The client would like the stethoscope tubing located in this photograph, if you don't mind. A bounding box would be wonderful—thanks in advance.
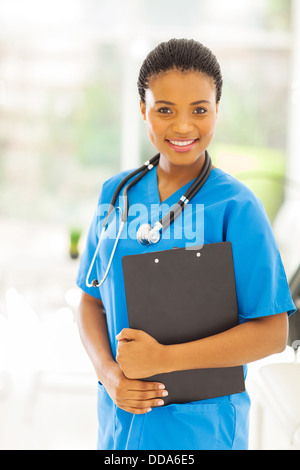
[85,153,160,287]
[86,151,211,288]
[103,153,160,227]
[85,220,125,288]
[159,152,212,230]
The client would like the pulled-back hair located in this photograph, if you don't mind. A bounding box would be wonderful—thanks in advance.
[137,38,223,103]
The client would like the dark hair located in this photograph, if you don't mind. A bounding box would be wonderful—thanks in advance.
[137,38,223,104]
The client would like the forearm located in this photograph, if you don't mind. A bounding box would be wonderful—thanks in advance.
[160,313,288,374]
[76,294,116,381]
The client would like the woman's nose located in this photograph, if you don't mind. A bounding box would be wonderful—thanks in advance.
[171,115,194,134]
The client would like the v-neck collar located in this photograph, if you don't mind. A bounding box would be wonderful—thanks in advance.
[147,165,197,206]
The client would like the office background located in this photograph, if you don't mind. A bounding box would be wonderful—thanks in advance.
[0,0,300,450]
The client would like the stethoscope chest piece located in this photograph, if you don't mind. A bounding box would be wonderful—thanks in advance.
[136,223,161,245]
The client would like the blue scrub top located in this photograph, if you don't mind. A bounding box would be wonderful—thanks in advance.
[76,164,296,450]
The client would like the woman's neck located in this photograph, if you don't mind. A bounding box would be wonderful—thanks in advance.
[156,152,214,203]
[157,152,214,186]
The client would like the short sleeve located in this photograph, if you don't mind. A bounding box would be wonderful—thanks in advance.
[225,196,296,322]
[76,193,103,300]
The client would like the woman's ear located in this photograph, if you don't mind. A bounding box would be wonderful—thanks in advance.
[140,100,146,121]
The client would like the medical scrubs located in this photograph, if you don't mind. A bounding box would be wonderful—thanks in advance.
[76,163,296,450]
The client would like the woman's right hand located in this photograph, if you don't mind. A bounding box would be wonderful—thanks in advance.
[101,362,168,414]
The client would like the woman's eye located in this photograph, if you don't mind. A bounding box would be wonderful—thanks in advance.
[193,107,207,114]
[157,107,172,114]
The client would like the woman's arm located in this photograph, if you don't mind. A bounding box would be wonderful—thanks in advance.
[76,292,168,412]
[76,292,116,380]
[162,311,288,374]
[116,312,288,378]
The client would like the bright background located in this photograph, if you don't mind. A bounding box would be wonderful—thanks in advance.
[1,0,300,450]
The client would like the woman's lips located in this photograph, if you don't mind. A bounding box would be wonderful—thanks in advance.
[166,138,199,153]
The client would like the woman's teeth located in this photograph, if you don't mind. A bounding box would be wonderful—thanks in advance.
[168,139,197,147]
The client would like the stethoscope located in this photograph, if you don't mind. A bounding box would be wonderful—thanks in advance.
[86,151,212,288]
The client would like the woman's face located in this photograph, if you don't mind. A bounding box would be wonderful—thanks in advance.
[140,69,219,167]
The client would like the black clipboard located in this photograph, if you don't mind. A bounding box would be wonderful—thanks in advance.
[122,242,245,405]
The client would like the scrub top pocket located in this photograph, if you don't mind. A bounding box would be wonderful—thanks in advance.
[137,398,236,450]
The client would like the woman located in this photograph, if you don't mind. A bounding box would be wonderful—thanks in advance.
[76,38,296,450]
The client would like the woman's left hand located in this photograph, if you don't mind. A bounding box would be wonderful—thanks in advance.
[116,328,164,379]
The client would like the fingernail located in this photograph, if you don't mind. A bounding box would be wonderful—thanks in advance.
[147,408,152,412]
[158,384,165,389]
[161,390,168,397]
[158,400,164,406]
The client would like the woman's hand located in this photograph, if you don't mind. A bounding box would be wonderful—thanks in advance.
[116,328,164,379]
[101,361,168,414]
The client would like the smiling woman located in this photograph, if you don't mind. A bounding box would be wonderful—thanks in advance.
[75,38,296,451]
[140,70,219,200]
[138,39,221,201]
[141,71,218,151]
